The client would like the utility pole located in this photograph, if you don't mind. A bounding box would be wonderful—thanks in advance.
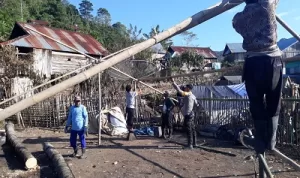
[20,0,23,21]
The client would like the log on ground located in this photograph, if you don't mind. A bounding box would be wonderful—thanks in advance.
[5,122,37,169]
[43,142,74,178]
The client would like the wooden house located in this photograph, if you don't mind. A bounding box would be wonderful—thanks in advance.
[222,43,246,63]
[165,46,217,61]
[1,21,109,79]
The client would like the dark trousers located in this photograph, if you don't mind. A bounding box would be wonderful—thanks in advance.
[243,56,282,154]
[70,130,86,149]
[184,113,197,146]
[162,112,173,137]
[126,107,135,130]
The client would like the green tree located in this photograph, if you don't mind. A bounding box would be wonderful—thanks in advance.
[127,24,142,41]
[180,30,198,46]
[79,0,93,20]
[96,8,111,25]
[169,50,204,70]
[143,25,173,49]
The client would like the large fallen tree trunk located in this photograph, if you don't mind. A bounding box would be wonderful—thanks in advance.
[5,122,37,169]
[43,142,74,178]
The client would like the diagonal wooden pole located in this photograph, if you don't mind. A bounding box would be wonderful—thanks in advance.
[276,15,300,42]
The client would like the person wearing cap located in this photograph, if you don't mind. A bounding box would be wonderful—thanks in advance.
[232,0,282,155]
[161,91,175,139]
[125,85,141,133]
[170,78,199,149]
[65,96,88,159]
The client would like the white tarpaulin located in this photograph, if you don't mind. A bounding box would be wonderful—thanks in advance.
[89,106,128,136]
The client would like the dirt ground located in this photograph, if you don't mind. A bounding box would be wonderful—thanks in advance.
[0,128,300,178]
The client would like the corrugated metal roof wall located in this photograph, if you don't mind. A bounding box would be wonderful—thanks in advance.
[1,22,109,56]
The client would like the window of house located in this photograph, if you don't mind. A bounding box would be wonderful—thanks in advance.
[18,47,33,54]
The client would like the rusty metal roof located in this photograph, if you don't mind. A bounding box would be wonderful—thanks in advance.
[169,46,217,59]
[1,22,109,56]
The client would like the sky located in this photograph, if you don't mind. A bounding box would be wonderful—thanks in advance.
[69,0,300,51]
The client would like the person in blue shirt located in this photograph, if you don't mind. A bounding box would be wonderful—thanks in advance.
[65,96,88,159]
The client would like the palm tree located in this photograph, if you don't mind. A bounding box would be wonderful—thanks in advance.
[143,25,173,49]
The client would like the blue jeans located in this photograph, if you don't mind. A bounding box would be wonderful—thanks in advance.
[70,130,86,149]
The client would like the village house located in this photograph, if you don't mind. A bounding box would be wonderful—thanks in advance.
[1,20,109,79]
[163,45,218,70]
[283,55,300,75]
[223,37,300,63]
[222,43,246,63]
[0,20,109,98]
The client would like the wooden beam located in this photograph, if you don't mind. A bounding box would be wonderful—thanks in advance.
[140,66,241,81]
[43,142,75,178]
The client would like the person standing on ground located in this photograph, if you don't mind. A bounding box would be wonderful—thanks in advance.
[170,78,199,149]
[232,0,282,154]
[65,96,88,159]
[161,91,175,139]
[125,84,141,133]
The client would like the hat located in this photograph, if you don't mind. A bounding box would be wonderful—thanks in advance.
[74,96,81,101]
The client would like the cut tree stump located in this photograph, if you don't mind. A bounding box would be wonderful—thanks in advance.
[5,122,37,169]
[43,142,74,178]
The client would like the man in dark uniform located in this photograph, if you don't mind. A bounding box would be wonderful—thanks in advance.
[161,91,175,139]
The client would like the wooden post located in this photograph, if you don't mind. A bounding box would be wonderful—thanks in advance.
[55,95,60,127]
[209,90,213,124]
[258,153,267,178]
[98,73,102,146]
[134,81,138,125]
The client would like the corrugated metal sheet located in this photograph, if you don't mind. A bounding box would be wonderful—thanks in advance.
[1,22,109,56]
[170,46,217,58]
[226,43,246,54]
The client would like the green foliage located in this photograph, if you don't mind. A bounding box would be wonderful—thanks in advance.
[79,0,93,20]
[180,31,198,46]
[96,8,111,25]
[169,50,204,70]
[143,25,173,49]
